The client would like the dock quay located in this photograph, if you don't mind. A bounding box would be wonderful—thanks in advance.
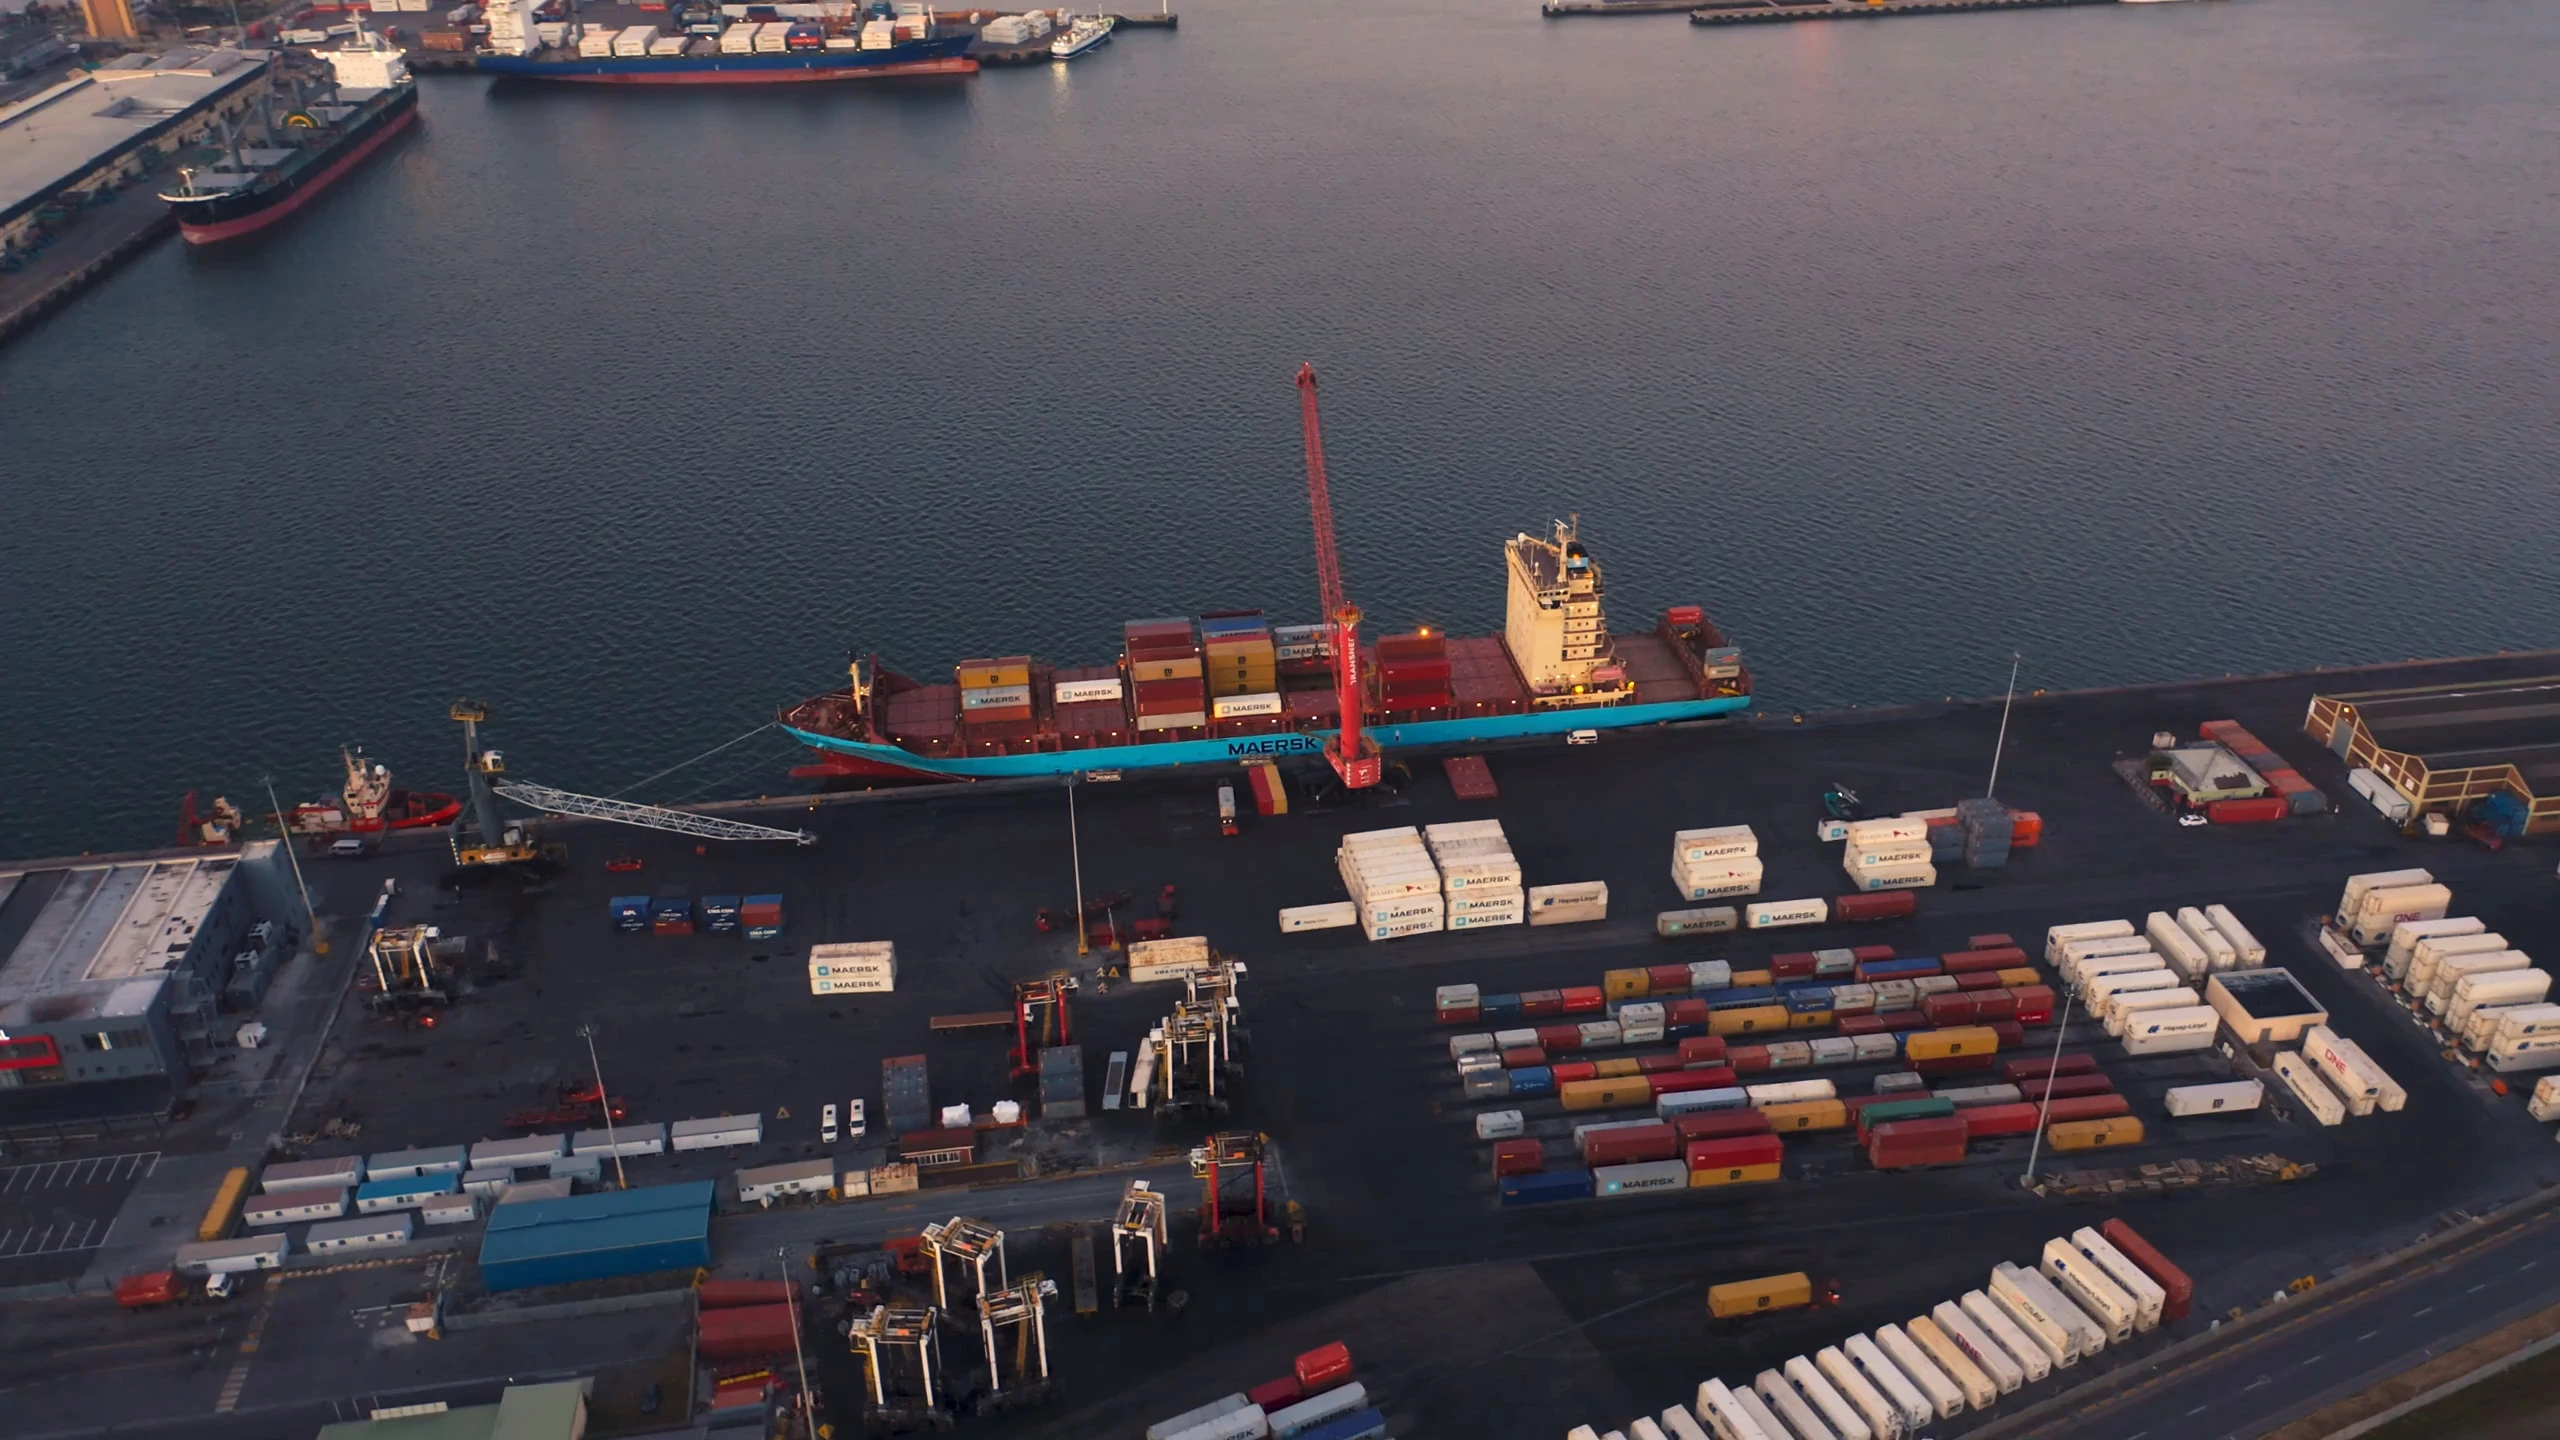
[1689,0,2118,25]
[0,184,172,348]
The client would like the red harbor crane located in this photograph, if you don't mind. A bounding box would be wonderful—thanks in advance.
[1295,364,1383,789]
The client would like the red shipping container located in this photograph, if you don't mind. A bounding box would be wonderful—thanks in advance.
[1536,1024,1583,1052]
[1678,1035,1729,1064]
[1770,953,1817,981]
[1248,1376,1306,1411]
[1673,1109,1774,1142]
[1500,1046,1547,1070]
[1960,1102,2044,1138]
[1726,1044,1772,1075]
[1584,1122,1680,1167]
[2101,1218,2193,1322]
[1647,964,1694,993]
[2042,1094,2133,1124]
[1551,1061,1597,1084]
[1867,1116,1970,1169]
[1668,998,1712,1027]
[1970,933,2016,949]
[1851,944,1898,962]
[1440,1006,1480,1025]
[1991,1020,2027,1049]
[1560,987,1606,1014]
[1926,991,2018,1026]
[1838,1014,1888,1037]
[1686,1134,1786,1172]
[697,1304,800,1361]
[1833,890,1920,923]
[1956,971,2006,992]
[2009,987,2055,1026]
[1295,1342,1354,1393]
[1521,989,1566,1016]
[1132,678,1200,703]
[2002,1053,2099,1083]
[2007,812,2042,847]
[1491,1139,1544,1178]
[1651,1066,1738,1095]
[1912,1053,1998,1078]
[2021,1074,2115,1103]
[1637,1052,1691,1074]
[1943,948,2028,974]
[2208,797,2287,824]
[1873,1010,1926,1032]
[698,1280,792,1309]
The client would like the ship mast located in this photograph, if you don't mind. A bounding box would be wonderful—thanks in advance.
[1295,364,1381,789]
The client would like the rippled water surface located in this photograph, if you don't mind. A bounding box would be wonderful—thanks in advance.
[2,0,2554,855]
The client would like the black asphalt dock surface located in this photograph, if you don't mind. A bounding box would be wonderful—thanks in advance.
[24,651,2558,1439]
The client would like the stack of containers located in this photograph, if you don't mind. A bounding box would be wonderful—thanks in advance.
[980,13,1029,43]
[609,24,655,55]
[576,24,617,56]
[753,20,793,51]
[858,16,895,46]
[1199,612,1279,722]
[718,21,756,52]
[2300,1025,2405,1115]
[1272,623,1332,677]
[1125,619,1206,733]
[2530,1076,2560,1122]
[955,655,1034,734]
[1957,797,2013,870]
[1424,821,1524,930]
[809,942,894,995]
[2477,1005,2560,1072]
[882,1055,930,1134]
[1338,828,1444,941]
[2202,720,2327,816]
[1843,817,1937,892]
[1373,632,1453,715]
[1673,825,1762,901]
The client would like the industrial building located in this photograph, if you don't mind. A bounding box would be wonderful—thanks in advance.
[314,1381,589,1440]
[0,844,294,1125]
[0,45,271,261]
[2306,678,2560,836]
[476,1181,715,1293]
[2207,969,2330,1047]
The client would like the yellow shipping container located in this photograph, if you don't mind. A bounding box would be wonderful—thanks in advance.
[1786,1009,1834,1031]
[1730,968,1775,988]
[2047,1116,2146,1151]
[1903,1025,2001,1061]
[1996,967,2043,988]
[1592,1057,1643,1079]
[1692,1162,1784,1189]
[1603,968,1651,999]
[956,657,1032,689]
[1710,1004,1792,1036]
[1559,1078,1655,1111]
[199,1166,251,1242]
[1760,1099,1849,1132]
[1707,1272,1814,1317]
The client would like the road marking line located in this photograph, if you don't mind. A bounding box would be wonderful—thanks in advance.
[2467,1283,2486,1294]
[2304,1354,2326,1364]
[2525,1260,2541,1271]
[2185,1405,2209,1416]
[2245,1376,2271,1391]
[216,1287,277,1413]
[2359,1329,2381,1341]
[2414,1306,2434,1317]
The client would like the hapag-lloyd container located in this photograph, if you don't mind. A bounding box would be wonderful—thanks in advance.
[2407,931,2509,993]
[2386,917,2485,978]
[2072,1227,2168,1332]
[2272,1052,2346,1125]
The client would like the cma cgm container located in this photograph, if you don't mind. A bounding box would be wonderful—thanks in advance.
[477,1180,715,1291]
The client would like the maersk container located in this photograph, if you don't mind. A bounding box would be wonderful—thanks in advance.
[1929,1300,2024,1393]
[1843,1334,1932,1430]
[1986,1265,2079,1367]
[1595,1159,1688,1196]
[1875,1322,1967,1420]
[1786,1354,1878,1440]
[1815,1346,1905,1440]
[1747,899,1829,930]
[1751,1370,1838,1440]
[2427,950,2532,1014]
[2349,883,2452,947]
[1959,1289,2052,1384]
[2041,1238,2136,1343]
[1660,907,1741,939]
[2205,904,2266,967]
[2044,920,2136,964]
[2408,932,2509,994]
[2163,1079,2263,1116]
[2071,1227,2167,1332]
[2144,913,2211,981]
[2176,908,2237,971]
[2386,916,2484,979]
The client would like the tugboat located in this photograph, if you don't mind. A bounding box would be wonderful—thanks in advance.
[1050,13,1115,59]
[159,28,418,244]
[286,749,463,835]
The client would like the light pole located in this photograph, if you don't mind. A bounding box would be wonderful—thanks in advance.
[262,777,326,956]
[576,1023,627,1190]
[781,1245,815,1436]
[1068,778,1088,960]
[2020,988,2074,1187]
[1985,653,2022,801]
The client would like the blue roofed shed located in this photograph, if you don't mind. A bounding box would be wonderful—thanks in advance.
[476,1180,714,1292]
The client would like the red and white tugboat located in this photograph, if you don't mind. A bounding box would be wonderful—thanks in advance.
[287,749,462,835]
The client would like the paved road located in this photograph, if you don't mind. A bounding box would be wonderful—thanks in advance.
[707,1160,1200,1266]
[1975,1196,2560,1440]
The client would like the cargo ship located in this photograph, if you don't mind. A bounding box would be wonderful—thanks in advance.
[781,520,1752,782]
[475,0,977,84]
[157,31,417,244]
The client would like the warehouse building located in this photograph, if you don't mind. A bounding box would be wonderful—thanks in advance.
[0,45,271,261]
[2307,678,2560,836]
[2207,969,2330,1048]
[476,1181,714,1293]
[314,1381,588,1440]
[0,844,294,1125]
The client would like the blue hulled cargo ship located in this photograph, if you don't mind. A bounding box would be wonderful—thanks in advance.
[474,0,976,85]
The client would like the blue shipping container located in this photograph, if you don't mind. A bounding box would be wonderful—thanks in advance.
[1704,986,1780,1012]
[1507,1066,1556,1098]
[1499,1169,1594,1207]
[699,895,741,932]
[1478,993,1523,1019]
[1666,1022,1707,1041]
[1856,956,1942,981]
[1294,1411,1388,1440]
[355,1173,459,1204]
[1785,989,1835,1013]
[609,896,649,931]
[478,1180,714,1292]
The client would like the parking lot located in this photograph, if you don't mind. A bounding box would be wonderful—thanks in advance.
[0,1149,160,1282]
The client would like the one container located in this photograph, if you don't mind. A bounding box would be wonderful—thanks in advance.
[2427,950,2533,1014]
[1932,1299,2027,1392]
[2072,1227,2167,1332]
[2337,868,2434,923]
[2163,1079,2264,1116]
[2120,1006,2220,1055]
[1844,1332,1933,1431]
[469,1135,567,1170]
[2349,883,2452,946]
[1906,1315,1998,1410]
[1815,1345,1904,1440]
[1751,1369,1835,1440]
[2407,932,2510,994]
[1875,1322,1967,1421]
[671,1115,763,1151]
[2099,1218,2192,1322]
[259,1155,364,1193]
[2272,1052,2346,1126]
[1746,898,1829,930]
[2205,904,2267,967]
[304,1212,414,1255]
[1594,1159,1689,1196]
[2177,908,2238,971]
[1996,1260,2105,1360]
[2144,913,2211,982]
[2040,1237,2137,1343]
[2385,917,2485,979]
[1960,1289,2054,1384]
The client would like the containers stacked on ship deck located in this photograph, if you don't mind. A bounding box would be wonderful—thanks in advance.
[1672,825,1762,902]
[1372,630,1453,721]
[1424,821,1523,930]
[1200,611,1281,726]
[956,654,1036,746]
[1125,619,1207,733]
[1339,828,1443,941]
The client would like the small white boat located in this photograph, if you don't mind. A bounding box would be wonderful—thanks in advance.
[1050,13,1114,58]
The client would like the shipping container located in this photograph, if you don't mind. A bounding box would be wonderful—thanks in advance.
[2385,917,2485,979]
[2142,913,2210,981]
[1760,1098,1850,1132]
[1782,1356,1876,1440]
[1844,1333,1933,1431]
[2020,1073,2115,1104]
[1694,1380,1776,1440]
[1815,1346,1905,1440]
[1584,1122,1680,1167]
[2103,986,2203,1035]
[1994,1261,2102,1361]
[2044,920,2137,962]
[1750,1370,1837,1440]
[260,1154,365,1193]
[1867,1116,1969,1169]
[1659,907,1741,939]
[1595,1159,1689,1196]
[1958,1289,2053,1384]
[2204,904,2266,967]
[2338,868,2434,920]
[2098,1218,2192,1322]
[2299,1025,2386,1114]
[2040,1237,2137,1342]
[1707,1270,1813,1318]
[1269,1381,1370,1438]
[1500,1169,1595,1206]
[1903,1027,1999,1061]
[1954,1102,2040,1138]
[2407,931,2510,993]
[1675,825,1760,863]
[1876,1322,1969,1419]
[2047,1116,2145,1151]
[1491,1139,1543,1177]
[2448,971,2553,1034]
[2040,1094,2134,1125]
[2120,1006,2220,1055]
[2349,883,2452,947]
[2426,950,2533,1014]
[1833,890,1920,924]
[2071,1227,2167,1332]
[2163,1079,2264,1116]
[1746,898,1829,930]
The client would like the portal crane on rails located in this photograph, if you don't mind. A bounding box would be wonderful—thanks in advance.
[1296,364,1383,790]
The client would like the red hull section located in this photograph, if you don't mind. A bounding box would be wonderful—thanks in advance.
[546,56,977,84]
[177,104,418,245]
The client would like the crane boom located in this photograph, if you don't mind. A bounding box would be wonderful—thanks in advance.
[1295,364,1381,788]
[493,782,818,845]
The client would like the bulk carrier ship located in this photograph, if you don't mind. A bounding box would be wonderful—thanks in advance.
[781,520,1751,782]
[157,31,417,244]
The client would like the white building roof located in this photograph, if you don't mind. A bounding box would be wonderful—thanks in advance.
[0,47,271,225]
